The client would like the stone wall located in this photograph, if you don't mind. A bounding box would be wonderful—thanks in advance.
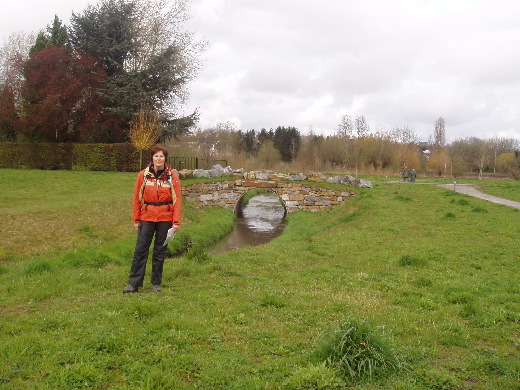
[182,180,355,214]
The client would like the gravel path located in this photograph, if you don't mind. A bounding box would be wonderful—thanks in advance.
[435,184,520,210]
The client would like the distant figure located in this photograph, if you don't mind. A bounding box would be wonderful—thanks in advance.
[402,167,410,182]
[410,169,417,183]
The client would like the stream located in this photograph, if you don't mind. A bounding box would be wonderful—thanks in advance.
[206,193,287,255]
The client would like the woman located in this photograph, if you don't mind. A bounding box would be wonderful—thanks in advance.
[123,144,182,293]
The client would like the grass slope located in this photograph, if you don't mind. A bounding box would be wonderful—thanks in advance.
[0,169,518,389]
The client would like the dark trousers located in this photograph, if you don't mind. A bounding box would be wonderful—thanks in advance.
[128,221,172,287]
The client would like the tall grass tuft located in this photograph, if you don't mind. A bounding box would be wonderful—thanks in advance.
[313,319,401,383]
[21,258,59,276]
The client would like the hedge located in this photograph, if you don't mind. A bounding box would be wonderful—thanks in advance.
[0,142,141,172]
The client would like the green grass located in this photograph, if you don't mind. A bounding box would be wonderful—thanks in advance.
[0,169,519,389]
[478,184,520,202]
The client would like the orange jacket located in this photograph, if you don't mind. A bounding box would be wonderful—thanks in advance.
[132,164,182,225]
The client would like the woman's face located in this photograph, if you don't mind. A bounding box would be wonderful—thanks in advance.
[153,151,165,170]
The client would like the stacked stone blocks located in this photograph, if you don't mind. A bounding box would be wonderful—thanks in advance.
[183,180,354,214]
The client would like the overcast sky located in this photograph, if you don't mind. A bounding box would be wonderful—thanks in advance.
[2,0,520,142]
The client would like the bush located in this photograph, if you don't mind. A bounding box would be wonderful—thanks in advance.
[313,319,401,383]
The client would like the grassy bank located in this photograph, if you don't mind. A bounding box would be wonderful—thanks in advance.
[0,169,519,389]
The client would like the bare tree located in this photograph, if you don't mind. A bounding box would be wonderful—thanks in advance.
[489,137,520,174]
[337,114,353,138]
[257,140,281,169]
[0,32,35,108]
[355,115,369,138]
[460,137,492,179]
[431,117,448,177]
[391,126,418,171]
[433,117,446,149]
[193,128,219,162]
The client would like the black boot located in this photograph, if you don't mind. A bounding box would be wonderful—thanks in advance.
[123,284,139,293]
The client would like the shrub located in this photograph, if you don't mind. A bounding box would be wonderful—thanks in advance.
[313,319,401,383]
[0,142,139,171]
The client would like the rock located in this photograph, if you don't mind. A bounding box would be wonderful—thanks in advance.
[288,172,307,181]
[306,172,328,182]
[358,179,373,188]
[178,169,193,179]
[304,195,319,202]
[269,173,289,181]
[255,172,271,180]
[342,175,373,188]
[243,171,256,179]
[209,167,225,177]
[326,176,343,184]
[193,169,210,178]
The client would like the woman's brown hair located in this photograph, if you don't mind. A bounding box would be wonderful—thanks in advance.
[149,144,169,161]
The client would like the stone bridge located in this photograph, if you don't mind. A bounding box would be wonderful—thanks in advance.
[182,180,355,216]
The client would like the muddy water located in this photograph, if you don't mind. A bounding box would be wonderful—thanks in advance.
[207,193,286,255]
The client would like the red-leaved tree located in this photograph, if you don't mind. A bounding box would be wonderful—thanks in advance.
[22,46,124,142]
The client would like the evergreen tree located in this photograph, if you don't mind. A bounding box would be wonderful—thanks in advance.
[273,126,301,162]
[69,0,200,140]
[30,15,69,55]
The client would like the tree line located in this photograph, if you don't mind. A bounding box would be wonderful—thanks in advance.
[170,117,520,178]
[0,0,201,143]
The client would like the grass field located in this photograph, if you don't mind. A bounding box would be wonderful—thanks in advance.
[0,169,519,389]
[478,184,520,202]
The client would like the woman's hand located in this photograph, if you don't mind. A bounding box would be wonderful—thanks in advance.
[134,222,139,230]
[171,224,180,233]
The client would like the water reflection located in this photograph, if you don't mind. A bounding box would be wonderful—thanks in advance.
[207,193,286,254]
